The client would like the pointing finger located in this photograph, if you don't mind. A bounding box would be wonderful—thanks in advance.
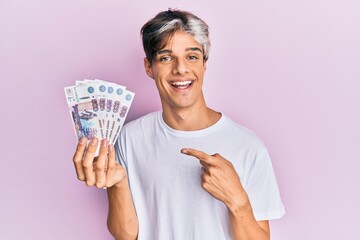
[181,148,218,166]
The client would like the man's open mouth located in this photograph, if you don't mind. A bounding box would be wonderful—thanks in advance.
[170,81,193,89]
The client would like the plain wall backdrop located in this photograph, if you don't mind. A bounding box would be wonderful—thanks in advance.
[1,0,359,239]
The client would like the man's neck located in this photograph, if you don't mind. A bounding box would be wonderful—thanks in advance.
[162,105,221,131]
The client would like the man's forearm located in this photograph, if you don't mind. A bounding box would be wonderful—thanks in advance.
[107,178,138,240]
[228,196,270,240]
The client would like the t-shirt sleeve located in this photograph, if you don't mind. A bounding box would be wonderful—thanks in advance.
[244,147,285,221]
[114,128,128,172]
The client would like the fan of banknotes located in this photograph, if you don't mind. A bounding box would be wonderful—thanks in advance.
[64,79,134,151]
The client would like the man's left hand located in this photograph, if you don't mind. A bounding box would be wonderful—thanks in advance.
[181,148,249,211]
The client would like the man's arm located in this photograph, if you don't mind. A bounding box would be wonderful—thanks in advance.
[107,178,138,240]
[228,197,270,239]
[73,137,138,240]
[181,148,270,240]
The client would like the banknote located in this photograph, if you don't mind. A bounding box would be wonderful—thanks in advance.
[75,79,105,139]
[64,82,101,140]
[65,79,134,155]
[93,80,126,141]
[110,89,135,145]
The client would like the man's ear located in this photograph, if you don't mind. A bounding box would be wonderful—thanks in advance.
[144,58,154,79]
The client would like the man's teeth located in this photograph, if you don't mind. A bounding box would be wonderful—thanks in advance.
[171,81,192,87]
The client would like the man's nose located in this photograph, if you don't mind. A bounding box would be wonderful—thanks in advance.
[172,59,189,75]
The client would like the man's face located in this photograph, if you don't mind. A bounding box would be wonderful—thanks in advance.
[144,31,207,111]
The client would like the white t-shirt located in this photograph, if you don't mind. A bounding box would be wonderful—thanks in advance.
[116,111,285,240]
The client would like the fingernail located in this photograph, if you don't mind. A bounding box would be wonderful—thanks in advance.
[101,139,107,147]
[109,144,114,152]
[181,149,188,154]
[79,137,86,145]
[91,138,98,146]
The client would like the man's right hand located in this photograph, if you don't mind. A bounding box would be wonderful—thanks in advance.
[72,137,127,188]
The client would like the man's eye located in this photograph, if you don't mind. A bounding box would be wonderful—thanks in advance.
[159,56,172,62]
[188,55,199,60]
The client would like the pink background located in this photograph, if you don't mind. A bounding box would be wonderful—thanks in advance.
[1,0,359,239]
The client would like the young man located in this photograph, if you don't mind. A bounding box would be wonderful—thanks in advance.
[73,9,285,240]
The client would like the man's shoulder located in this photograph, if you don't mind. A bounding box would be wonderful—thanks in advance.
[222,115,266,148]
[223,115,258,137]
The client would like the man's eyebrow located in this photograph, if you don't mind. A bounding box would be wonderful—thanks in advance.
[156,49,172,55]
[185,47,203,53]
[156,47,203,55]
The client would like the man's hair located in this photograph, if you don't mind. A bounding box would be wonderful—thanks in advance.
[140,9,210,64]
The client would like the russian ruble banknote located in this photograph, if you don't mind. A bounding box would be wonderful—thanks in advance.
[64,79,134,155]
